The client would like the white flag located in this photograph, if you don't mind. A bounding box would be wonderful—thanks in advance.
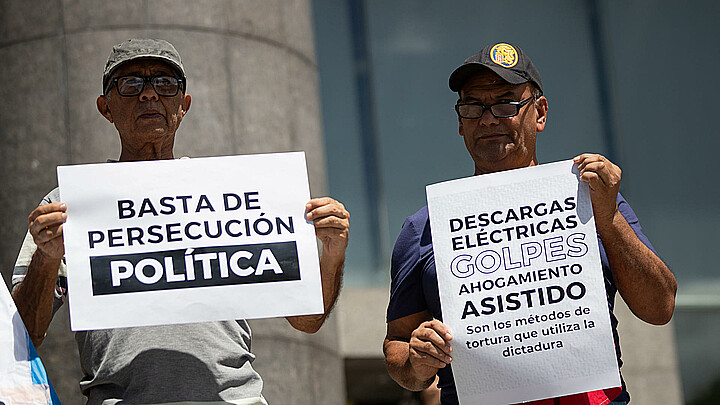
[0,280,60,405]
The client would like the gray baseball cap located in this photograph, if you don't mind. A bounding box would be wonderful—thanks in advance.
[102,38,186,92]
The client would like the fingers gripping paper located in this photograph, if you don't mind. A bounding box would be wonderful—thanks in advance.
[426,161,620,405]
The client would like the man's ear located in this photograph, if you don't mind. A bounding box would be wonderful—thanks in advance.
[458,115,465,137]
[535,96,548,133]
[97,95,113,123]
[181,94,191,117]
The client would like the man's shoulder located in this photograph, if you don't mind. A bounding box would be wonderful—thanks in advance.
[394,205,432,252]
[403,205,429,229]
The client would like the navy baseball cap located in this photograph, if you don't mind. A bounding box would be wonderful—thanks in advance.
[103,38,186,92]
[449,42,543,94]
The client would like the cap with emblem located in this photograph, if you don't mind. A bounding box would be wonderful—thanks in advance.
[102,38,186,92]
[449,42,543,94]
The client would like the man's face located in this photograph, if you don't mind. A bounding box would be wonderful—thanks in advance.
[458,69,547,175]
[96,58,191,159]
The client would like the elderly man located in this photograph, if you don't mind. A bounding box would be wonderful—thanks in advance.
[383,43,676,405]
[11,38,349,405]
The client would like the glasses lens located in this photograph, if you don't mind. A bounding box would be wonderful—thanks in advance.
[457,104,484,118]
[490,103,518,118]
[152,76,180,96]
[117,77,144,96]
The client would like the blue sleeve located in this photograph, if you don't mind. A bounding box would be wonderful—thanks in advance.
[387,216,429,322]
[616,193,657,255]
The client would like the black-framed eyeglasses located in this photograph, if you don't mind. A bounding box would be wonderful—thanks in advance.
[455,96,535,119]
[105,75,185,97]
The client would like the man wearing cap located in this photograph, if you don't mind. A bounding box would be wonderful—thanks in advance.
[11,38,349,405]
[383,43,676,405]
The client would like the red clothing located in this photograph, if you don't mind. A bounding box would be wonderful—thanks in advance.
[516,387,622,405]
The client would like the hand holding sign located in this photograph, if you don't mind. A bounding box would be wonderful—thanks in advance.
[573,153,621,231]
[306,197,350,264]
[28,202,67,260]
[287,197,350,334]
[409,319,454,381]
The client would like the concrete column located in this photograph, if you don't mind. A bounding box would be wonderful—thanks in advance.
[0,1,344,404]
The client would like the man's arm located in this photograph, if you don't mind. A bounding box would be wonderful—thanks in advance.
[575,154,677,325]
[12,202,67,346]
[286,197,349,333]
[384,311,453,391]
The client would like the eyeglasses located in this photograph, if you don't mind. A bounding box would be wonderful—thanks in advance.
[455,96,535,119]
[106,75,185,97]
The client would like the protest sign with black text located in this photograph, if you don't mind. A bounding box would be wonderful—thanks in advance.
[58,152,322,331]
[426,160,620,405]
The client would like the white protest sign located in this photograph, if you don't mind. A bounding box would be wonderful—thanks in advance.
[426,160,620,405]
[58,152,323,331]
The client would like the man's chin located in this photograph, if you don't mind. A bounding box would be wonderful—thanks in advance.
[472,152,519,174]
[136,126,169,138]
[475,147,513,164]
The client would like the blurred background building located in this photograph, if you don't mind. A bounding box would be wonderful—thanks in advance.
[2,1,719,404]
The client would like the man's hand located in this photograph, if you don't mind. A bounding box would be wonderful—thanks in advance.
[286,197,349,333]
[306,197,349,264]
[384,312,452,391]
[409,320,453,382]
[573,153,621,231]
[28,202,67,260]
[13,202,67,347]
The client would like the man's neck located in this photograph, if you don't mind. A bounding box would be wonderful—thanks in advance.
[119,141,174,162]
